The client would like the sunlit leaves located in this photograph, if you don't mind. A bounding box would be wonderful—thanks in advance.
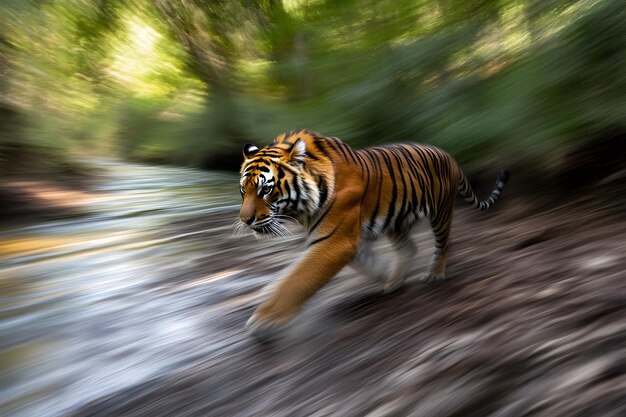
[0,0,623,169]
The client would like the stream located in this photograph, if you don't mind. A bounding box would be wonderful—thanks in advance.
[1,161,245,416]
[1,160,624,417]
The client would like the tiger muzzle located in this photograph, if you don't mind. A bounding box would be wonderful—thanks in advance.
[239,199,257,226]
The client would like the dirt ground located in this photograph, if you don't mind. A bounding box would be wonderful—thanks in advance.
[64,193,626,417]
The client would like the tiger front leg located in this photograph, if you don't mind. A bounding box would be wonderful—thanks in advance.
[246,209,360,339]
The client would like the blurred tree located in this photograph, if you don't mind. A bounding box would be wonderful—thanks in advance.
[0,0,623,172]
[154,0,239,95]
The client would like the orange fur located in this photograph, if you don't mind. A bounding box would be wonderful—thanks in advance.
[239,130,509,337]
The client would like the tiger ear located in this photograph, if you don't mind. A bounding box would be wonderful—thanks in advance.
[243,144,259,159]
[287,138,306,163]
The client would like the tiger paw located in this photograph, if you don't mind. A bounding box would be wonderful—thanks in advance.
[418,273,445,285]
[245,314,289,342]
[383,277,406,294]
[245,304,296,341]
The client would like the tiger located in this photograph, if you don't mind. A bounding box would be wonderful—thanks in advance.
[239,129,509,337]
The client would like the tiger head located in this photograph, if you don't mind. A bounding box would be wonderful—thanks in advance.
[238,139,321,237]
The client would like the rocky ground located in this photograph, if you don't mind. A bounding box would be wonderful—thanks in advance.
[65,194,626,417]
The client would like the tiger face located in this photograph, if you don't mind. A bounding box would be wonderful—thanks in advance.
[239,140,313,237]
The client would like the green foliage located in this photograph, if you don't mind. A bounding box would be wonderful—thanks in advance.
[0,0,624,172]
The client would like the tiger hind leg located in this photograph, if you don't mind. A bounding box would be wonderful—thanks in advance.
[383,233,417,293]
[351,241,391,283]
[420,209,453,284]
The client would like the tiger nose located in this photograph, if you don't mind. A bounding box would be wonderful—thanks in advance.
[241,214,256,225]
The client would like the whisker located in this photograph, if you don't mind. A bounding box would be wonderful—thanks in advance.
[232,213,294,240]
[232,220,249,236]
[273,214,299,225]
[268,220,291,239]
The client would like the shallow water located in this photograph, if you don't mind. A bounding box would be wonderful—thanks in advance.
[0,161,243,417]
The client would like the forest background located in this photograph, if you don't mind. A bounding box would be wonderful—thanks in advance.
[0,0,623,178]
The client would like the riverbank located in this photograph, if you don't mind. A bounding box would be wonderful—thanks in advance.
[1,159,624,416]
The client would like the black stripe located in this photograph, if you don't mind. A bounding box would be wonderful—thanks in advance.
[293,176,301,198]
[396,146,419,213]
[275,160,300,175]
[338,139,359,165]
[411,146,435,213]
[313,137,333,160]
[309,198,334,234]
[259,151,282,158]
[356,149,371,209]
[378,149,398,232]
[275,179,284,194]
[327,137,350,161]
[429,150,443,207]
[308,224,340,247]
[305,152,320,161]
[363,149,383,231]
[354,148,367,171]
[284,180,291,198]
[317,176,328,209]
[389,147,409,231]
